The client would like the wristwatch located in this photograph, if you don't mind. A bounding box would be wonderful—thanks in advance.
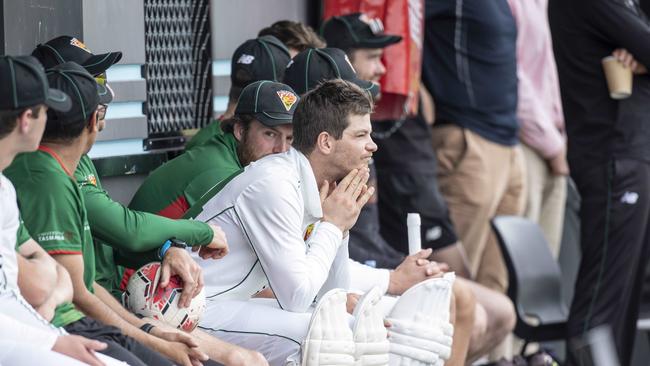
[169,238,188,249]
[158,238,188,260]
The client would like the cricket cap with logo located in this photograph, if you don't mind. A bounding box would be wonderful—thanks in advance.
[32,36,123,76]
[45,62,113,126]
[230,35,292,100]
[235,80,299,127]
[0,55,71,112]
[321,12,402,50]
[283,47,379,98]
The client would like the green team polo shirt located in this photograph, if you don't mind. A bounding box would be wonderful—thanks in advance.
[129,130,242,218]
[5,149,91,327]
[75,155,214,298]
[185,119,221,151]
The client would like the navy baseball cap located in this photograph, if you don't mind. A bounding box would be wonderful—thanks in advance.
[322,13,402,50]
[283,48,379,98]
[46,62,113,126]
[0,55,71,112]
[32,36,123,76]
[235,80,299,127]
[230,35,292,100]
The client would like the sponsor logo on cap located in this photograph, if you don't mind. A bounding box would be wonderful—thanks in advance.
[237,54,255,65]
[277,90,298,111]
[358,14,385,35]
[70,38,92,54]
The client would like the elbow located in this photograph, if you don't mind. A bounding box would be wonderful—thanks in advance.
[276,285,317,313]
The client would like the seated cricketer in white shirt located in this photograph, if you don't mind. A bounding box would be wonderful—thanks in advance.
[187,80,451,366]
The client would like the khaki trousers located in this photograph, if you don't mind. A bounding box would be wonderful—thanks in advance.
[521,144,567,258]
[431,125,526,293]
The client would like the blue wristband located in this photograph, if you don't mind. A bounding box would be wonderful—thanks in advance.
[158,239,172,260]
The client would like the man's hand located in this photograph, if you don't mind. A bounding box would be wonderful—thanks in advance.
[346,293,360,314]
[52,335,107,366]
[156,339,209,366]
[320,168,375,232]
[150,326,199,348]
[388,248,446,295]
[160,247,204,308]
[225,347,269,366]
[196,224,229,260]
[613,48,648,75]
[547,146,569,176]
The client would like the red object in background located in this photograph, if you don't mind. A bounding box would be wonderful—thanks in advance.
[323,0,424,120]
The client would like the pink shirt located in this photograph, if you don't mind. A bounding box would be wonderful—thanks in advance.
[508,0,565,159]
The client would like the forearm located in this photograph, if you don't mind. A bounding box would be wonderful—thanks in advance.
[317,236,351,300]
[519,117,564,160]
[84,186,213,252]
[348,259,391,295]
[590,1,650,65]
[113,248,160,269]
[192,328,252,364]
[93,283,147,329]
[74,285,165,352]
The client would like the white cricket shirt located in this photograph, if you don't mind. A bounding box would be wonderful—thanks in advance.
[193,148,389,312]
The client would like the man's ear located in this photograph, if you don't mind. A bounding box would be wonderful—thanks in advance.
[233,121,245,141]
[315,132,333,155]
[87,111,98,132]
[17,109,32,134]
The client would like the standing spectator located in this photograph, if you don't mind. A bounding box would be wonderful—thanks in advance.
[509,0,568,258]
[423,0,524,293]
[549,0,650,364]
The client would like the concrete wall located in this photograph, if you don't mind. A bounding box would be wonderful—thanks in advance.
[1,0,82,55]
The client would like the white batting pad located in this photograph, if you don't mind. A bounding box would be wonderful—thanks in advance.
[386,273,455,366]
[352,287,390,366]
[302,289,356,366]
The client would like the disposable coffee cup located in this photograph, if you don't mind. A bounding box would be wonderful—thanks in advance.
[602,56,633,100]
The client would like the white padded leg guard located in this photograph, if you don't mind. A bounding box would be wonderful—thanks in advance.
[352,287,390,366]
[302,289,355,366]
[386,273,455,366]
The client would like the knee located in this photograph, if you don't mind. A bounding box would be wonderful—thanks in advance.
[453,281,477,320]
[471,304,488,342]
[490,293,516,336]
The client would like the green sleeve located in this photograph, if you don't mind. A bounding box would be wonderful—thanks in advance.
[82,181,214,251]
[112,246,159,269]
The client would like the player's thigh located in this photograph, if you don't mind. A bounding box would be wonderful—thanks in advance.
[200,298,314,343]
